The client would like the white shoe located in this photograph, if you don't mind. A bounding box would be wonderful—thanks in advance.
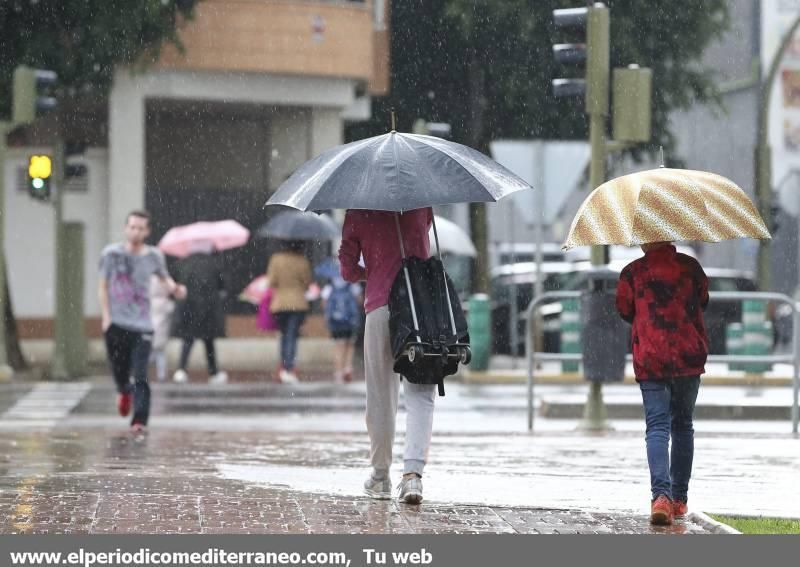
[209,371,228,385]
[397,474,423,505]
[172,369,189,383]
[279,369,299,384]
[363,474,392,500]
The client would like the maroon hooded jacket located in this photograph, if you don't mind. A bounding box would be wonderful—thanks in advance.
[615,245,709,381]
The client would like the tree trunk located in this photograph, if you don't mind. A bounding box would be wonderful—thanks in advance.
[4,264,28,370]
[468,55,490,294]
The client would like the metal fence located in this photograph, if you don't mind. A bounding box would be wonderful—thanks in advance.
[524,291,800,434]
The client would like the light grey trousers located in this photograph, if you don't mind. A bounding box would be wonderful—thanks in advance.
[365,306,436,478]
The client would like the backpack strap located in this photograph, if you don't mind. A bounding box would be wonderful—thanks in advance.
[437,379,445,397]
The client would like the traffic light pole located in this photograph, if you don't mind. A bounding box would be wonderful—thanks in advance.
[0,123,13,380]
[552,4,651,431]
[580,4,611,431]
[50,137,87,380]
[50,138,68,379]
[582,109,610,431]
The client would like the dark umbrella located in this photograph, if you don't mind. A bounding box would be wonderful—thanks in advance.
[257,210,340,240]
[266,131,532,212]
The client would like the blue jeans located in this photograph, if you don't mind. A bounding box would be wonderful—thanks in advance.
[639,376,701,503]
[274,311,306,371]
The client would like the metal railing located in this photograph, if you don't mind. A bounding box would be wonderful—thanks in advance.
[524,291,800,434]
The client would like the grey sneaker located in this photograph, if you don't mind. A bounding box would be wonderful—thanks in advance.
[397,474,423,504]
[363,474,392,500]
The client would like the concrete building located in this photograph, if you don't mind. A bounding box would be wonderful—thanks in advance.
[4,1,390,339]
[669,0,764,278]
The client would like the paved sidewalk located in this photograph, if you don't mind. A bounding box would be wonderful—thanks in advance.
[1,380,798,534]
[0,428,710,535]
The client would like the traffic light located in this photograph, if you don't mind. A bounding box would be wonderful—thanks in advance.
[28,155,52,201]
[552,3,609,116]
[12,66,58,125]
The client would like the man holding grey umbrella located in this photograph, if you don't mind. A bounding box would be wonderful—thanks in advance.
[339,207,434,505]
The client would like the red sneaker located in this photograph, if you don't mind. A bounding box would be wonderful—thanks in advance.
[673,500,688,518]
[117,393,132,417]
[130,422,147,435]
[650,495,674,525]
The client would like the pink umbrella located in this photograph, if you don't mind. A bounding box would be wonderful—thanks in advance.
[239,275,269,305]
[158,220,250,258]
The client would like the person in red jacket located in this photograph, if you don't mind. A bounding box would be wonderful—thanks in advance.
[615,241,709,526]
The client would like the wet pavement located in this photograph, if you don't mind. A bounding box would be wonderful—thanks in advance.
[0,429,714,535]
[0,379,798,534]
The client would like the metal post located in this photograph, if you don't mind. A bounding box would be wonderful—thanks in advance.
[0,123,12,380]
[50,138,86,379]
[588,112,608,267]
[793,303,799,434]
[63,223,87,376]
[526,291,582,431]
[509,197,519,368]
[582,3,611,430]
[526,295,534,432]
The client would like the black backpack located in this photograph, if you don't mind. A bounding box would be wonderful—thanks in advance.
[388,256,470,396]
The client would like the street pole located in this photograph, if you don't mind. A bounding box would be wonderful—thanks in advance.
[756,14,800,292]
[49,136,87,379]
[50,137,68,379]
[0,123,13,381]
[581,3,610,431]
[509,195,519,368]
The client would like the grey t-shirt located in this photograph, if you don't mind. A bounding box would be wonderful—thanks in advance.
[99,243,168,333]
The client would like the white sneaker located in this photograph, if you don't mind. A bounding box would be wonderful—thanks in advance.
[397,474,423,505]
[172,369,189,383]
[363,474,392,500]
[209,371,228,385]
[279,369,299,384]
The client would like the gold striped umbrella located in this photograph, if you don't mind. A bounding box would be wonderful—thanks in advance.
[562,168,771,250]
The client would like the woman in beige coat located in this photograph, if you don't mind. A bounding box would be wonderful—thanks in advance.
[266,241,312,383]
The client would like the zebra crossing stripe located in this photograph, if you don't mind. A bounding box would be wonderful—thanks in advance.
[1,382,91,425]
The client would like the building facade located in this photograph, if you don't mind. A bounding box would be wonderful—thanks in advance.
[4,0,390,333]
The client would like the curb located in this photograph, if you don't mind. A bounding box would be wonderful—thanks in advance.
[462,372,793,387]
[689,512,741,534]
[539,401,793,421]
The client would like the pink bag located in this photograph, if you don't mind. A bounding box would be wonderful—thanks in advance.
[256,288,279,331]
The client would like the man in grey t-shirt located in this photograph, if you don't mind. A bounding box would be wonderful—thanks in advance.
[99,210,186,432]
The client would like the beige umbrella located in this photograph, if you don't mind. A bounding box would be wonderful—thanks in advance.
[562,168,771,250]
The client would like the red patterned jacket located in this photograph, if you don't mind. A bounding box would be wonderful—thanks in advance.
[615,245,709,381]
